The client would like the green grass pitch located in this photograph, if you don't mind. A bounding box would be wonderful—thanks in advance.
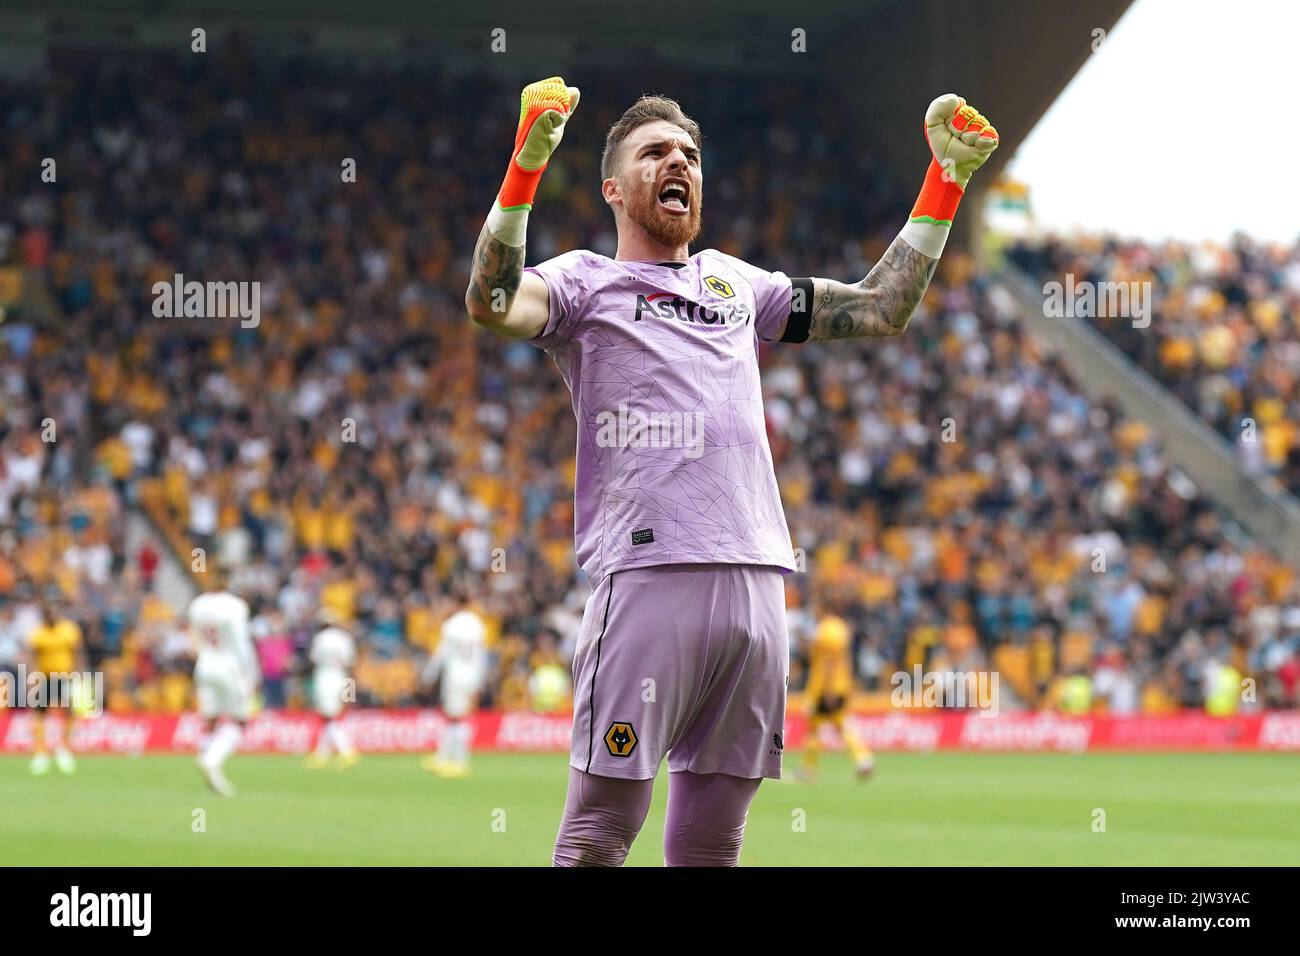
[1,752,1295,865]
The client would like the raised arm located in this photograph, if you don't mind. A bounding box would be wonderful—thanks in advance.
[802,94,999,342]
[465,76,581,339]
[466,224,550,338]
[805,238,938,340]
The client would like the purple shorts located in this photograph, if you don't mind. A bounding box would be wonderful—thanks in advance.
[569,563,790,781]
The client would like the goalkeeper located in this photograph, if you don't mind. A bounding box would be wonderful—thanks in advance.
[465,78,998,866]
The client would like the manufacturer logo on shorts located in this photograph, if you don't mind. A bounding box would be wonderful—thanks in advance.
[631,528,654,546]
[604,721,638,757]
[772,733,784,751]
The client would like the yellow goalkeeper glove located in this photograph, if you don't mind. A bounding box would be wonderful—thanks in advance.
[902,94,999,257]
[498,76,581,212]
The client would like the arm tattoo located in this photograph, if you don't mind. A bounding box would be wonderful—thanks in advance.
[466,220,524,319]
[806,236,938,341]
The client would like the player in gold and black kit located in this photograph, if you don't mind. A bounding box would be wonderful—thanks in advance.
[26,601,84,775]
[801,614,875,781]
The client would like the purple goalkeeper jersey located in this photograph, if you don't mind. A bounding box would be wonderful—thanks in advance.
[524,249,804,586]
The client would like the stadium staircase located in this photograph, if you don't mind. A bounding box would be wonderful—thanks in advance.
[125,511,195,615]
[135,478,201,612]
[993,264,1300,565]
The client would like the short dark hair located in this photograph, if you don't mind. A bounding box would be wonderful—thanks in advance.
[601,94,702,181]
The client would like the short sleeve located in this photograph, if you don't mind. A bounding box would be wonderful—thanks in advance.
[749,267,795,342]
[523,250,596,351]
[710,253,810,343]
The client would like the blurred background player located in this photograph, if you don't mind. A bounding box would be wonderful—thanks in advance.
[306,608,359,769]
[26,598,84,776]
[800,613,875,781]
[529,631,573,713]
[421,607,488,778]
[188,576,260,796]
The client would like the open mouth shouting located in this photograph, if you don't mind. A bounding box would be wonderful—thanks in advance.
[657,177,691,215]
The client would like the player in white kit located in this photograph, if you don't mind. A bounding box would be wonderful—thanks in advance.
[306,609,359,769]
[421,609,489,778]
[188,582,260,797]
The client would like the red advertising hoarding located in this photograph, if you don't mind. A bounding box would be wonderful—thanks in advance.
[3,709,1298,754]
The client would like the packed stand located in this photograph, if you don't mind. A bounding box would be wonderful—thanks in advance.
[0,47,1294,717]
[1007,234,1300,496]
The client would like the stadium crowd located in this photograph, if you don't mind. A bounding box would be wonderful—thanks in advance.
[1,47,1297,718]
[1008,234,1300,496]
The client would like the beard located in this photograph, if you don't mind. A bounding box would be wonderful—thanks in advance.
[624,183,702,250]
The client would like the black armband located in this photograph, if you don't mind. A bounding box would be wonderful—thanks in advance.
[781,278,814,343]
